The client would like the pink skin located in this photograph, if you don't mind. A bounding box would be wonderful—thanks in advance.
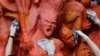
[76,43,92,56]
[0,7,9,56]
[15,0,40,35]
[88,6,100,48]
[39,7,57,37]
[0,18,9,56]
[34,0,39,3]
[15,0,35,56]
[27,4,39,35]
[60,24,75,47]
[14,0,64,56]
[28,2,64,56]
[64,1,84,30]
[39,18,56,37]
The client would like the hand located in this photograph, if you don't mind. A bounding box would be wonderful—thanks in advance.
[72,29,79,44]
[10,20,19,37]
[45,40,55,56]
[87,9,100,24]
[75,30,89,41]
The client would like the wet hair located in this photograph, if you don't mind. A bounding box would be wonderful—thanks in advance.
[39,0,66,38]
[64,1,84,14]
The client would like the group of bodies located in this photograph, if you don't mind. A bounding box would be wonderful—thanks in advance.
[0,0,100,56]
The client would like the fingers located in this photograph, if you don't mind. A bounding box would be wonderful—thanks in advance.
[86,9,100,24]
[10,19,19,37]
[46,40,55,55]
[38,39,55,55]
[87,9,96,16]
[87,9,97,20]
[75,30,89,41]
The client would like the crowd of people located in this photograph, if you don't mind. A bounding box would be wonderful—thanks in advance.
[0,0,100,56]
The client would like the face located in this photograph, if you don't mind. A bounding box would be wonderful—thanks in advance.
[60,24,75,47]
[39,9,57,37]
[81,14,91,30]
[77,43,91,56]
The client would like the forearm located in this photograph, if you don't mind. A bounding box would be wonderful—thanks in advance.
[96,19,100,27]
[5,19,19,56]
[15,0,27,34]
[86,38,100,56]
[93,17,100,26]
[76,30,100,56]
[18,13,27,34]
[5,37,13,56]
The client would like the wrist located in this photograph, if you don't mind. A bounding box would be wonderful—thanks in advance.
[94,17,100,24]
[9,35,14,38]
[10,32,15,37]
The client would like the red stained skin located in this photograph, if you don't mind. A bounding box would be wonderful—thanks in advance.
[28,1,64,56]
[88,6,100,48]
[0,5,10,56]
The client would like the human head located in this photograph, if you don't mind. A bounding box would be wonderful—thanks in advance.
[39,2,58,38]
[60,24,75,47]
[81,9,91,30]
[77,0,91,7]
[64,1,84,25]
[76,43,92,56]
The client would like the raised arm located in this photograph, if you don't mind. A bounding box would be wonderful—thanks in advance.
[5,20,19,56]
[76,30,100,56]
[87,9,100,26]
[15,0,33,55]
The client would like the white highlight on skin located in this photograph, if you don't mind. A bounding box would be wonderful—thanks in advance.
[38,39,55,56]
[5,26,16,56]
[87,9,100,24]
[5,20,19,56]
[76,30,100,56]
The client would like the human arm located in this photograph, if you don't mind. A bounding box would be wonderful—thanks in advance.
[87,9,100,26]
[5,19,19,56]
[76,30,100,56]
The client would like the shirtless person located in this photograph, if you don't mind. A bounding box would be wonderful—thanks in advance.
[60,24,76,56]
[63,0,84,30]
[28,2,64,56]
[58,1,84,56]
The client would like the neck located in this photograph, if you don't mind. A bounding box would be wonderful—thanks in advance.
[32,29,46,41]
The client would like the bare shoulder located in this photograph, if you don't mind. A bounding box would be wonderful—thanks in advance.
[52,38,64,49]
